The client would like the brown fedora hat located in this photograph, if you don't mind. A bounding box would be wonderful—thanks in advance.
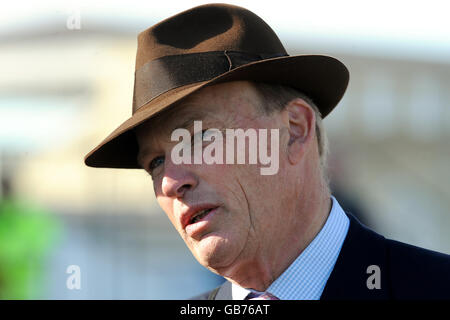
[84,3,349,169]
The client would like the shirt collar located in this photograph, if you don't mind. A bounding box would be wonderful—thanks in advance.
[231,195,350,300]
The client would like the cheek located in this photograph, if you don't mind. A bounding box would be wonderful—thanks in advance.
[237,167,283,222]
[198,164,252,224]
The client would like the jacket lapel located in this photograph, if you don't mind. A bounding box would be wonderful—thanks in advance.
[214,280,233,300]
[320,212,391,300]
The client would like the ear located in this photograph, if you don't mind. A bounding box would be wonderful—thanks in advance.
[283,98,316,165]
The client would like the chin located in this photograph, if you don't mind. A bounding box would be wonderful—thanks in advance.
[194,232,239,271]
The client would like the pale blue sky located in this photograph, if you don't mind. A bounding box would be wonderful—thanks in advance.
[1,0,450,63]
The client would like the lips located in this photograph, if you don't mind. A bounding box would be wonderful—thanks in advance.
[180,204,219,230]
[190,208,214,224]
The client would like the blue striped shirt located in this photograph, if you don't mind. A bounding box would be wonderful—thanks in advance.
[231,195,350,300]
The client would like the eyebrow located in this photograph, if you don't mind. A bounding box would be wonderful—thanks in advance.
[170,115,202,132]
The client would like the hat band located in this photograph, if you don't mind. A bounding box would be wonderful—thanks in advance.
[132,50,288,112]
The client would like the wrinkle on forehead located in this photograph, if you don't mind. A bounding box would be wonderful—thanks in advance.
[138,80,256,129]
[135,80,264,166]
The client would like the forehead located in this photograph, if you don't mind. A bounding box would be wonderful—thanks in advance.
[136,81,261,138]
[134,81,262,165]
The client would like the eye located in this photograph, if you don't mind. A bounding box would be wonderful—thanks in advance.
[191,129,208,145]
[148,156,165,172]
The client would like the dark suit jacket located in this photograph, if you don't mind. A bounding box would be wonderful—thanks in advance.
[193,212,450,300]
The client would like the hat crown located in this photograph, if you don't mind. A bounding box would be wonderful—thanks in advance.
[135,3,287,69]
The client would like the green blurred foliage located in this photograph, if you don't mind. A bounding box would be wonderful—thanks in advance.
[0,198,61,299]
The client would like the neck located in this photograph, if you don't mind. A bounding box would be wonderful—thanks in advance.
[222,174,332,291]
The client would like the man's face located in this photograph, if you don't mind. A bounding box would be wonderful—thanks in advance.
[135,81,296,274]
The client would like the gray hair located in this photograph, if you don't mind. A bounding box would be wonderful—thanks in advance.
[251,82,330,188]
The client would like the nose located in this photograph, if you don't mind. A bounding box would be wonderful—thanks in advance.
[160,160,198,198]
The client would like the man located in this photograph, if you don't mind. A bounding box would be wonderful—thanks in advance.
[84,4,450,299]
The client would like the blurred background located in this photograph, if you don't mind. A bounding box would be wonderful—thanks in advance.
[0,0,449,299]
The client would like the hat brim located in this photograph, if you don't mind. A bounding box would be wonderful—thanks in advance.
[84,54,349,168]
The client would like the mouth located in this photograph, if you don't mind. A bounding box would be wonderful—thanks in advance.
[189,207,217,225]
[181,204,221,234]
